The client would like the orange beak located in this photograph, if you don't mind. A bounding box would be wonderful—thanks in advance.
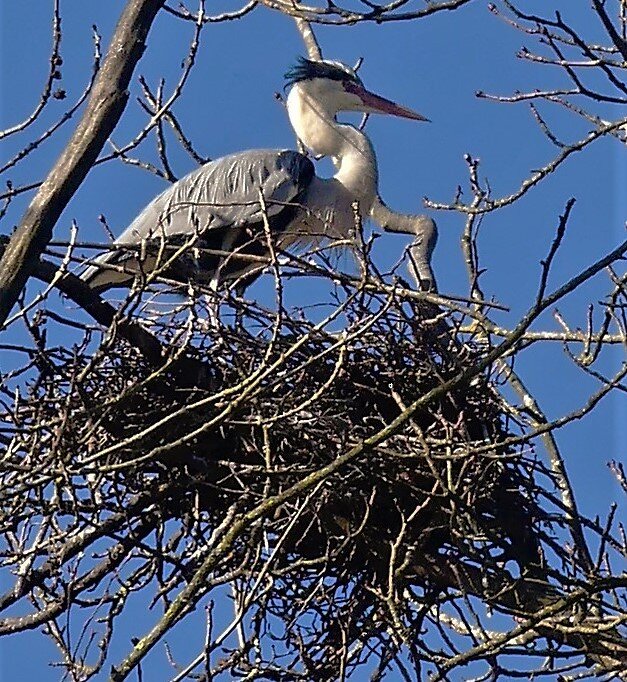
[344,81,430,122]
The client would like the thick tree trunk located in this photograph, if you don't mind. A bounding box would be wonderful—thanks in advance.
[0,0,165,327]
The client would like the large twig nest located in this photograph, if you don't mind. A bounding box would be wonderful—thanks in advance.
[20,282,543,574]
[2,275,552,678]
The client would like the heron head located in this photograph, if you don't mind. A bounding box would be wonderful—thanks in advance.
[284,57,429,121]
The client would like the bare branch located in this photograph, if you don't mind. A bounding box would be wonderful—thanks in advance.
[0,0,165,327]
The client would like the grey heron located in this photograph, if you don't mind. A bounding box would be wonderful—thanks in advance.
[81,58,437,293]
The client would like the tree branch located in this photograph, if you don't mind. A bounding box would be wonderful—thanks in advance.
[0,0,165,327]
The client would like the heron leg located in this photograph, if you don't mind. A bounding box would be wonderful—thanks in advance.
[405,217,438,292]
[202,271,222,330]
[370,199,438,292]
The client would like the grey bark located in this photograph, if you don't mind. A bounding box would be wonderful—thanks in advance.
[0,0,165,326]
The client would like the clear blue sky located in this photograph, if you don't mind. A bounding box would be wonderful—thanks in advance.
[1,1,625,679]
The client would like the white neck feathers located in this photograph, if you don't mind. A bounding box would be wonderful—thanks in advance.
[286,82,379,212]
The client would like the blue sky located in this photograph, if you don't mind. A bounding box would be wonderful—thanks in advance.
[1,1,625,679]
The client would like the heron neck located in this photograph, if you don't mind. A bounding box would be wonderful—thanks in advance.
[287,88,379,210]
[332,124,379,210]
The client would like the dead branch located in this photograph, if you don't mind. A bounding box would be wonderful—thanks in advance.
[0,0,165,327]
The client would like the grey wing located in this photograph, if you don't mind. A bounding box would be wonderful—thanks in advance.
[81,150,314,291]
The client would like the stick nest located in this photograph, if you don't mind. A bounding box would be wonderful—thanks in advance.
[3,282,546,676]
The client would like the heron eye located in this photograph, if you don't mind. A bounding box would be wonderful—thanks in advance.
[342,80,362,94]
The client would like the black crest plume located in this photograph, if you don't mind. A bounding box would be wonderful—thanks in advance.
[284,57,361,89]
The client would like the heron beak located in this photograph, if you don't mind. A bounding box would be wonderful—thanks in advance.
[346,82,430,122]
